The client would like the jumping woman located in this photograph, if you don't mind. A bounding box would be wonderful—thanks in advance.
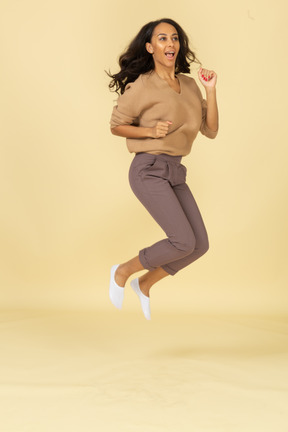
[108,18,219,320]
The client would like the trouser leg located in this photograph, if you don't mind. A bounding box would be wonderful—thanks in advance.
[129,157,197,273]
[161,182,209,275]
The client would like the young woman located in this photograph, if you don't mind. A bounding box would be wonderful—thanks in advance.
[108,18,219,320]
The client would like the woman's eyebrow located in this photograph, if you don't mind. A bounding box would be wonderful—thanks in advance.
[157,32,178,36]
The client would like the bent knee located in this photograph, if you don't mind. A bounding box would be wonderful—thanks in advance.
[171,231,196,255]
[198,237,209,256]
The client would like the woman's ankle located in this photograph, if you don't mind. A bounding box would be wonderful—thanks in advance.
[115,263,129,287]
[138,277,151,297]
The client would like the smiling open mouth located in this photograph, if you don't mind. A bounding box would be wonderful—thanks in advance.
[165,51,175,59]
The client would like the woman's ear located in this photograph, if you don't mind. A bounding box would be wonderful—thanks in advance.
[145,42,153,54]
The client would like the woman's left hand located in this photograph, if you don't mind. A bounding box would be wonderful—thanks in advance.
[198,67,217,88]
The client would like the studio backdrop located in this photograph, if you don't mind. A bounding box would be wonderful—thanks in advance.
[0,0,287,314]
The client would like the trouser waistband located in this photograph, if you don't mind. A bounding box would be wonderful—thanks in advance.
[135,152,182,165]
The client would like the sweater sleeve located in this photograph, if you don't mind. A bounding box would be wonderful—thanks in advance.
[200,98,218,139]
[110,77,144,129]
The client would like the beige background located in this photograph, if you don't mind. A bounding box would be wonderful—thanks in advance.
[1,0,287,313]
[1,1,288,431]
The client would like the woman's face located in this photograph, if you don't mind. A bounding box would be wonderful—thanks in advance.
[146,22,180,70]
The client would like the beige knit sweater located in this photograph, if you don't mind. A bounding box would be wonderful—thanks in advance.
[110,70,218,156]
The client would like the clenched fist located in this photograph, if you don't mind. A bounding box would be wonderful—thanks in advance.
[198,67,217,88]
[151,121,172,139]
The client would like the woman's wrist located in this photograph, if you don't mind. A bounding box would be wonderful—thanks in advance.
[205,86,216,96]
[111,124,154,139]
[144,127,154,138]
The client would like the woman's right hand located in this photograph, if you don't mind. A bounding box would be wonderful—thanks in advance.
[151,121,172,138]
[111,121,172,139]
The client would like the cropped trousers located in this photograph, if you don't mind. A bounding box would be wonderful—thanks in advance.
[128,152,209,276]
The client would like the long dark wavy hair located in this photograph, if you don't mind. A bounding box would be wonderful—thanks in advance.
[107,18,201,94]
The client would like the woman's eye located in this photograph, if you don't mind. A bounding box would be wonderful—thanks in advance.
[159,36,178,42]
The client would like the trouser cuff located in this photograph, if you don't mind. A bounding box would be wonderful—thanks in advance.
[139,249,155,272]
[161,264,177,276]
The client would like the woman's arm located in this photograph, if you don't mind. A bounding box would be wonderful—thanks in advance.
[198,67,219,132]
[110,76,172,139]
[111,125,153,138]
[111,121,172,139]
[205,87,218,132]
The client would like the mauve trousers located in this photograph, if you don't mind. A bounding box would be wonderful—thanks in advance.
[128,152,209,276]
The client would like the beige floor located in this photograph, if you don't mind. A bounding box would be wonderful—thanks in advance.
[1,309,288,432]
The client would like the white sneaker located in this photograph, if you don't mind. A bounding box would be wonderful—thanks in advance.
[109,264,124,309]
[131,278,151,320]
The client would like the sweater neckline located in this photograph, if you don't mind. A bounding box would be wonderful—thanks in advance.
[152,70,182,95]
